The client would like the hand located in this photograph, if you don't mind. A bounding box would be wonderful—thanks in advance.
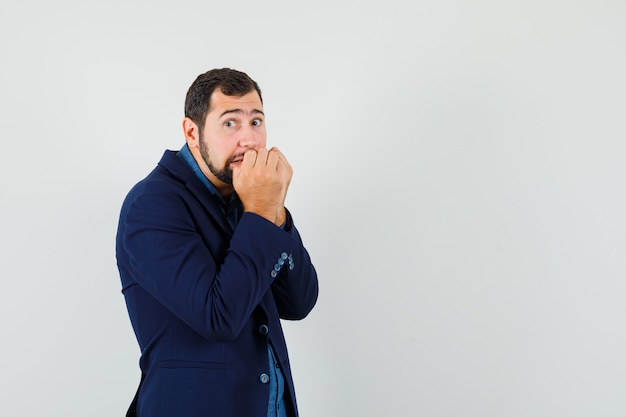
[232,147,292,226]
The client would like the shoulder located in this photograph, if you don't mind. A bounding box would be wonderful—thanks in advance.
[120,150,197,216]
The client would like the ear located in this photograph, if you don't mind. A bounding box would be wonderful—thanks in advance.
[182,117,201,149]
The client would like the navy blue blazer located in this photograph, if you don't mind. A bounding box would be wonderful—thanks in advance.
[116,150,319,417]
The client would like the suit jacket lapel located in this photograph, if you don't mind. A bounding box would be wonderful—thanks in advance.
[158,150,233,237]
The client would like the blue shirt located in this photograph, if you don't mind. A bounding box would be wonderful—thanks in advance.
[177,144,287,417]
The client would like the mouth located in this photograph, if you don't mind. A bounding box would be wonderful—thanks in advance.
[229,153,245,165]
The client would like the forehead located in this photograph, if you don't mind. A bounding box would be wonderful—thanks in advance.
[207,90,263,116]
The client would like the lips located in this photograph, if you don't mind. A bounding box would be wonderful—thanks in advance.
[230,153,246,164]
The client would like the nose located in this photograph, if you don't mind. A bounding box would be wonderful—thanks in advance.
[238,126,261,149]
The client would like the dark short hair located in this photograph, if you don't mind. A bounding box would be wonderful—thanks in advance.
[184,68,263,129]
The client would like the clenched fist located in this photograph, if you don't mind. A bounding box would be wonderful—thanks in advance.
[232,147,292,226]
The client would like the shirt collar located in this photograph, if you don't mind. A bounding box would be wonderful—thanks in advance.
[177,144,242,231]
[177,143,225,203]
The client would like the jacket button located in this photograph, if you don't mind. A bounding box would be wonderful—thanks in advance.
[259,325,269,335]
[260,373,270,384]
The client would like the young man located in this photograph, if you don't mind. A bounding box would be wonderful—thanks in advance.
[116,68,319,417]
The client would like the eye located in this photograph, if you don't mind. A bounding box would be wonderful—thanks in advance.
[224,120,237,128]
[251,118,263,126]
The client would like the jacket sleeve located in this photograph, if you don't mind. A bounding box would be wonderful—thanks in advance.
[119,183,316,342]
[270,210,319,320]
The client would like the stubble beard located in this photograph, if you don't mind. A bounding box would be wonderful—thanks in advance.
[199,135,234,185]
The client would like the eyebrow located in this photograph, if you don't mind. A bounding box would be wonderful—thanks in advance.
[218,108,265,118]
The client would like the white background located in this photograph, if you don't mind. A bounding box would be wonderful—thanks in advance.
[1,1,625,416]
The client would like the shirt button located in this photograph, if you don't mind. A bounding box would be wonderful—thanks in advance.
[271,270,277,278]
[260,373,270,384]
[259,325,269,335]
[281,252,288,260]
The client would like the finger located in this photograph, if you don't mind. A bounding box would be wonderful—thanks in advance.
[268,147,284,160]
[241,148,258,170]
[270,148,292,175]
[254,148,269,167]
[266,148,280,171]
[269,147,289,166]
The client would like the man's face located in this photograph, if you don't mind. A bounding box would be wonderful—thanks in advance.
[197,89,266,187]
